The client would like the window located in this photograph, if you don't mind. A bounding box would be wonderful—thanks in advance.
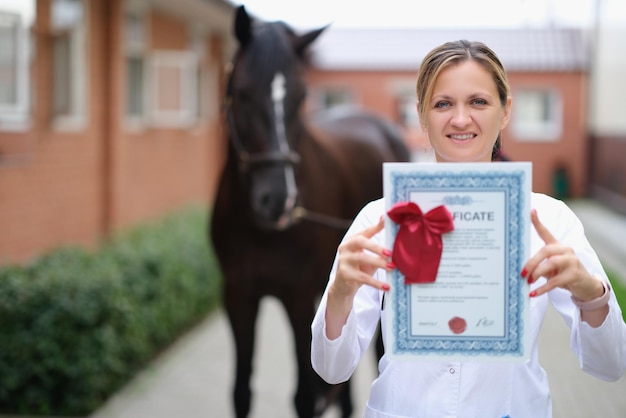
[126,54,144,117]
[124,6,147,126]
[189,27,207,124]
[124,4,206,130]
[50,0,86,130]
[0,6,31,131]
[147,51,198,127]
[317,87,354,110]
[396,92,420,128]
[512,89,562,142]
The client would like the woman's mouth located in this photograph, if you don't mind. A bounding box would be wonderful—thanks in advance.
[448,133,476,141]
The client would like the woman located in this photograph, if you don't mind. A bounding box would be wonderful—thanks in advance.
[310,40,626,418]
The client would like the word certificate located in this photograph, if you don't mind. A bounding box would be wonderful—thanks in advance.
[383,162,532,362]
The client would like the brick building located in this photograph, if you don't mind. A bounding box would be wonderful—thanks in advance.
[587,0,626,214]
[306,27,591,200]
[0,2,601,264]
[0,0,235,264]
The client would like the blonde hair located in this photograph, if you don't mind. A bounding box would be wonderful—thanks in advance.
[416,40,510,159]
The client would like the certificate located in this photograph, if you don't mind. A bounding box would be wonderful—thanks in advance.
[383,162,532,362]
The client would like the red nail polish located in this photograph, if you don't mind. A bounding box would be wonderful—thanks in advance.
[382,283,390,291]
[386,262,396,269]
[382,249,392,257]
[520,268,527,278]
[527,276,533,285]
[529,290,537,297]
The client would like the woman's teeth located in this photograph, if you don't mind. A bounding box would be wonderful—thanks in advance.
[449,134,475,141]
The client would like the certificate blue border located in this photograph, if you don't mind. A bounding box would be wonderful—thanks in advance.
[388,169,527,358]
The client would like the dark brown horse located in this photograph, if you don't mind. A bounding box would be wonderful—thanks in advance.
[210,6,410,418]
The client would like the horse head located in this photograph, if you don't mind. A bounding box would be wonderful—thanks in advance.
[225,5,327,231]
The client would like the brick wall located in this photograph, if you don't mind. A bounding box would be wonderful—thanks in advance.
[307,68,589,198]
[0,0,230,264]
[0,0,106,262]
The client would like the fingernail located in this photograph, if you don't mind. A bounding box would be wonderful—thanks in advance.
[529,290,537,297]
[386,262,396,269]
[520,268,527,278]
[382,283,390,291]
[527,276,533,285]
[382,249,392,257]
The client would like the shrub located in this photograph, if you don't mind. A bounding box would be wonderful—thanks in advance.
[606,270,626,322]
[0,206,221,416]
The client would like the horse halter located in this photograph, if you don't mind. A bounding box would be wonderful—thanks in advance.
[223,64,301,173]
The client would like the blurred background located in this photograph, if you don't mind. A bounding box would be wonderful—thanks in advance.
[1,0,625,417]
[1,0,625,263]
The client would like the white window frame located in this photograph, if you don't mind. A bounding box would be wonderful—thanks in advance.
[50,0,88,131]
[188,26,208,126]
[396,91,420,128]
[512,88,562,142]
[311,86,356,111]
[123,0,149,130]
[0,10,31,131]
[147,51,198,128]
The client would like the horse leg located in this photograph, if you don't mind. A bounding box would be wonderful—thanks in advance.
[283,295,354,418]
[337,380,354,418]
[375,321,384,364]
[317,380,353,418]
[224,284,260,418]
[282,297,321,418]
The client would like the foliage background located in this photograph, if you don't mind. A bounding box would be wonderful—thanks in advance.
[0,206,221,416]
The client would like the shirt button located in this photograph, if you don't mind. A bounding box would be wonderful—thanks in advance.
[449,368,456,374]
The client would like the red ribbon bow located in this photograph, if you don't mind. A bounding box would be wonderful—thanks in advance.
[387,201,455,284]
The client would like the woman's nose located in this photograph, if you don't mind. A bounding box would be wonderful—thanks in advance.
[450,106,471,127]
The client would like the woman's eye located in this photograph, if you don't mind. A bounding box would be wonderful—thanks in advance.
[434,101,450,109]
[472,98,487,106]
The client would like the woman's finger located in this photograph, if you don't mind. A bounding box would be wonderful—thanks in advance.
[335,216,393,292]
[341,248,391,272]
[341,219,391,259]
[522,210,560,280]
[523,244,572,281]
[529,280,557,298]
[360,215,385,239]
[531,209,557,245]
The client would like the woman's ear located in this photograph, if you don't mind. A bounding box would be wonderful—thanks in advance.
[416,101,427,131]
[500,96,513,130]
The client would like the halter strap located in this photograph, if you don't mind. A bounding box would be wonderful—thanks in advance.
[225,104,301,172]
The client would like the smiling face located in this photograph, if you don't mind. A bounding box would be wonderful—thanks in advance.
[421,60,511,163]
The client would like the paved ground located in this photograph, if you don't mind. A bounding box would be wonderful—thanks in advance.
[567,199,626,281]
[89,199,626,418]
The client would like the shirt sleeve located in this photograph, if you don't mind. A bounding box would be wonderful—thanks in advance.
[545,198,626,381]
[311,200,385,384]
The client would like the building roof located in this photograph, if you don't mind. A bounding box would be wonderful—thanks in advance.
[310,27,590,72]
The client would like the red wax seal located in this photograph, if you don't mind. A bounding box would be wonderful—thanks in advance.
[448,316,467,334]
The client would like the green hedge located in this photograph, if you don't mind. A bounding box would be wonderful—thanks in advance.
[0,206,222,416]
[606,270,626,322]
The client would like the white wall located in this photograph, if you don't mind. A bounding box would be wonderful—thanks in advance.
[589,0,626,136]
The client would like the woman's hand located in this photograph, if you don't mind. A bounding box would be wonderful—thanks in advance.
[333,216,394,296]
[521,209,608,326]
[325,216,394,339]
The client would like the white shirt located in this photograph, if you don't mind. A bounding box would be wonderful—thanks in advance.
[311,193,626,418]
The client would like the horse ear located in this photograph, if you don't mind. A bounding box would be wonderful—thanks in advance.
[293,24,329,56]
[234,5,253,47]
